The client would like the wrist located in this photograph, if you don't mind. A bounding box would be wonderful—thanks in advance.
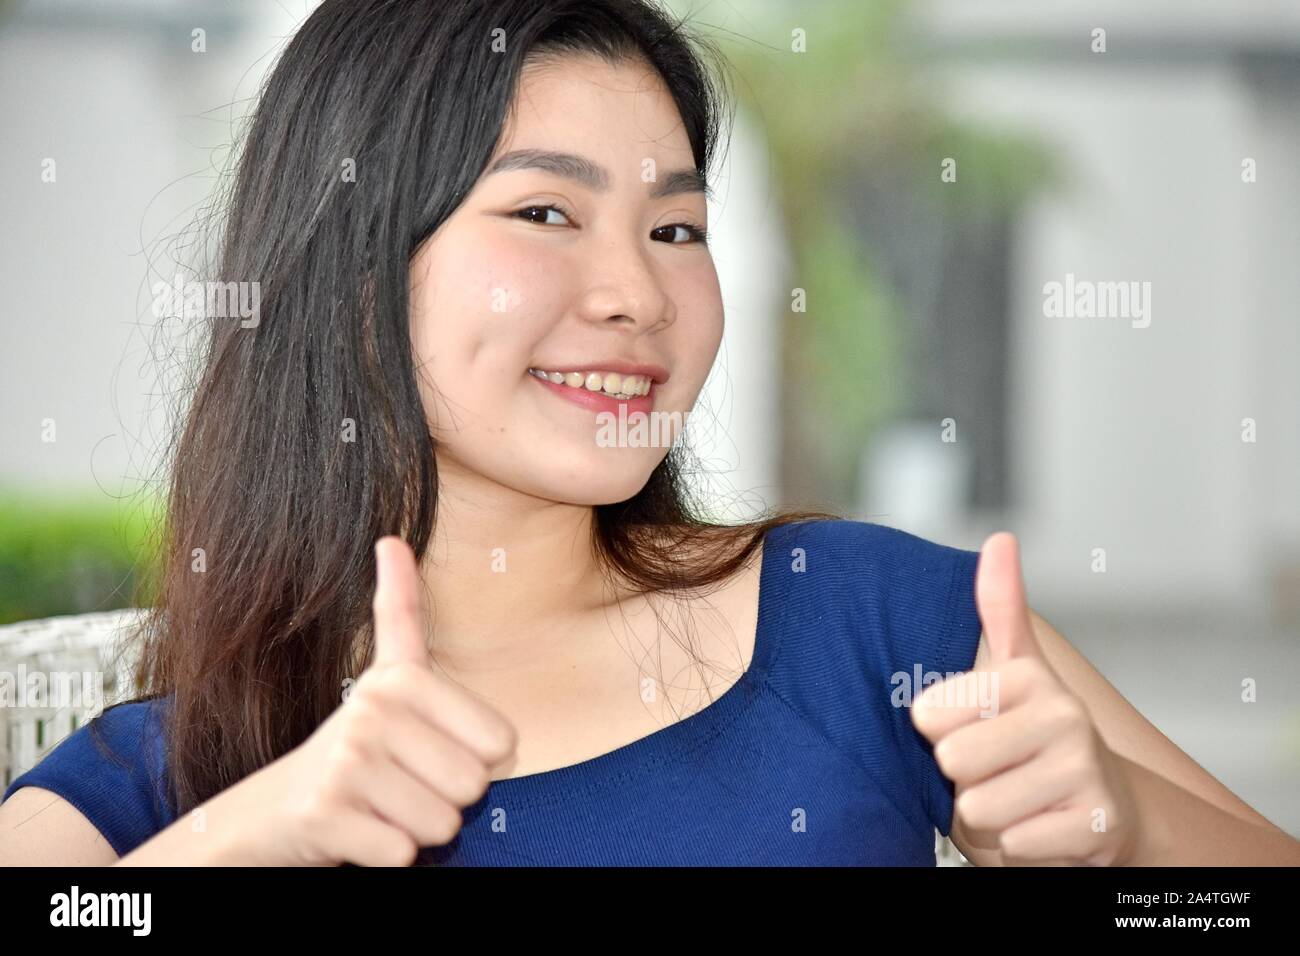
[191,769,283,865]
[1114,755,1168,865]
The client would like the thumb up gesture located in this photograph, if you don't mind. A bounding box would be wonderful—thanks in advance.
[910,532,1142,865]
[225,536,518,866]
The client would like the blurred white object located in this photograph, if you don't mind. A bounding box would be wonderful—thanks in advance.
[859,421,973,541]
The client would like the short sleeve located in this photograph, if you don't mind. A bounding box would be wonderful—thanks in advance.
[2,699,176,857]
[775,519,984,840]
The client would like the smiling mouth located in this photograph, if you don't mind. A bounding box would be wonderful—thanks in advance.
[526,367,653,400]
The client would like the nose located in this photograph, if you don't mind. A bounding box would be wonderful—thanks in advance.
[573,235,676,333]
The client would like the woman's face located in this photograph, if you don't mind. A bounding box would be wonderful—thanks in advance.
[408,53,723,506]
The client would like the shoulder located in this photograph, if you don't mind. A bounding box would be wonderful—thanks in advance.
[764,518,981,640]
[768,516,976,569]
[1,697,176,858]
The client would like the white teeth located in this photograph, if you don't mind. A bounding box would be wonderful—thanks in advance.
[528,367,654,399]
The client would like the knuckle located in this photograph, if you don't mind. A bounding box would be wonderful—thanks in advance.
[383,833,420,867]
[1040,694,1081,731]
[289,789,333,835]
[1056,693,1088,724]
[1011,658,1048,690]
[1026,656,1053,680]
[342,696,384,732]
[341,720,382,758]
[433,805,464,844]
[932,739,958,777]
[954,791,983,828]
[488,724,518,763]
[390,662,427,693]
[997,829,1026,860]
[468,714,517,765]
[432,754,488,807]
[351,667,388,700]
[457,761,492,804]
[1065,743,1096,783]
[361,663,410,699]
[1075,722,1100,755]
[415,802,461,846]
[368,664,403,694]
[325,738,369,780]
[990,666,1024,701]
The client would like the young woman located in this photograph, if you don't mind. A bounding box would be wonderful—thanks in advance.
[1,0,1294,867]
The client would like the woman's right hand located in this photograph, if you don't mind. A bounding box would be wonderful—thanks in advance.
[222,535,518,866]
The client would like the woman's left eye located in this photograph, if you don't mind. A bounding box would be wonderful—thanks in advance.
[652,223,710,246]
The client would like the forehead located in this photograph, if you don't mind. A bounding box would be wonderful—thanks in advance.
[496,53,694,165]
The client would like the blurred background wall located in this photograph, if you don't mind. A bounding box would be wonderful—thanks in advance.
[1,0,1297,834]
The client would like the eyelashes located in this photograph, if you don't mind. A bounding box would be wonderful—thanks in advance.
[655,221,710,246]
[511,204,709,246]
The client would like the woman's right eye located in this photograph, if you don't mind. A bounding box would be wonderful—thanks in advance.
[513,204,572,227]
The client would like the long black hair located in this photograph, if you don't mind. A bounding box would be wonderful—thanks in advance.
[128,0,838,817]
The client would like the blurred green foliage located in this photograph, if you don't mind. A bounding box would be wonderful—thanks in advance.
[0,489,162,625]
[705,0,1055,503]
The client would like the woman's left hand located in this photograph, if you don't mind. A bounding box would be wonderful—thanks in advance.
[910,532,1144,866]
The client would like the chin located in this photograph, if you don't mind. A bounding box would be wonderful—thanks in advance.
[514,450,663,507]
[542,469,657,507]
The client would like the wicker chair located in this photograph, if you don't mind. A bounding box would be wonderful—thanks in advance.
[0,608,146,793]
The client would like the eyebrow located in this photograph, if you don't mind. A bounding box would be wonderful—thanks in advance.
[486,148,712,200]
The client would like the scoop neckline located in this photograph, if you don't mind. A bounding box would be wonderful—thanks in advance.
[475,523,787,809]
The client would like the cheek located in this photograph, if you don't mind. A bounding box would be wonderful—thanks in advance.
[666,267,725,403]
[409,230,566,386]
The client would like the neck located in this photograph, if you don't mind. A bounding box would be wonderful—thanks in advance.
[416,454,614,672]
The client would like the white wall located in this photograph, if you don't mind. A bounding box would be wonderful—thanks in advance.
[915,0,1300,619]
[0,1,307,495]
